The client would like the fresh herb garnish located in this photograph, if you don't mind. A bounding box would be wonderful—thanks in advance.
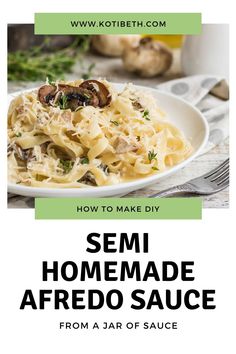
[148,150,157,162]
[81,157,89,164]
[152,166,159,171]
[15,132,22,137]
[143,109,150,121]
[59,95,68,110]
[110,120,119,126]
[47,77,56,86]
[59,159,74,174]
[46,77,56,86]
[8,36,90,82]
[82,63,96,80]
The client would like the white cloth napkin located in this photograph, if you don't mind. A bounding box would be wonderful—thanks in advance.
[157,75,229,154]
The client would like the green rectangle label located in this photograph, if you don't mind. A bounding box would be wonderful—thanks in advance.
[34,13,201,35]
[35,198,202,220]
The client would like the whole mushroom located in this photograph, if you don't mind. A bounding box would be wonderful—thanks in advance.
[122,37,173,77]
[91,35,141,57]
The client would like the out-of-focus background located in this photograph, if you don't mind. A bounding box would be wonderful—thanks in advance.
[8,24,229,208]
[8,25,185,91]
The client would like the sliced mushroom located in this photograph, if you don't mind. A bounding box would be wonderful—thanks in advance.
[38,84,99,110]
[38,85,57,105]
[79,80,112,107]
[8,143,33,162]
[40,142,49,154]
[78,171,97,186]
[58,84,100,108]
[114,137,139,154]
[99,163,109,175]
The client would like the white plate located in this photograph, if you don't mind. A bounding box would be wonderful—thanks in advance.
[8,84,209,198]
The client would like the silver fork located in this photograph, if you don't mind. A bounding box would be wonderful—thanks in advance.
[150,158,229,198]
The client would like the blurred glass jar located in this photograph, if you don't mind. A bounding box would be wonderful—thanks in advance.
[181,24,229,79]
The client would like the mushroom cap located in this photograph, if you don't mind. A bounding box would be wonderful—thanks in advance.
[122,37,173,77]
[38,84,57,105]
[79,80,112,107]
[91,35,141,57]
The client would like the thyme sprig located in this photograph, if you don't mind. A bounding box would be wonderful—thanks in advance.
[59,159,74,174]
[148,150,157,162]
[8,36,90,82]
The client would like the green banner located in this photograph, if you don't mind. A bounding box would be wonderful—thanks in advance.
[34,13,201,35]
[35,198,202,220]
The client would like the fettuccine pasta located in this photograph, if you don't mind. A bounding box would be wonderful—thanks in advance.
[8,79,192,188]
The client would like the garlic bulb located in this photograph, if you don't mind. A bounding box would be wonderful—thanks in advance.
[91,35,141,57]
[122,37,173,77]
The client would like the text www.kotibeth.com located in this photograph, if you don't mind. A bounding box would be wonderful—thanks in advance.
[70,20,166,29]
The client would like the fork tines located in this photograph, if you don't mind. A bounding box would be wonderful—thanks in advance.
[204,158,229,186]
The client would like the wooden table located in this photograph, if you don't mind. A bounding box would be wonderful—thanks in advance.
[8,51,229,208]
